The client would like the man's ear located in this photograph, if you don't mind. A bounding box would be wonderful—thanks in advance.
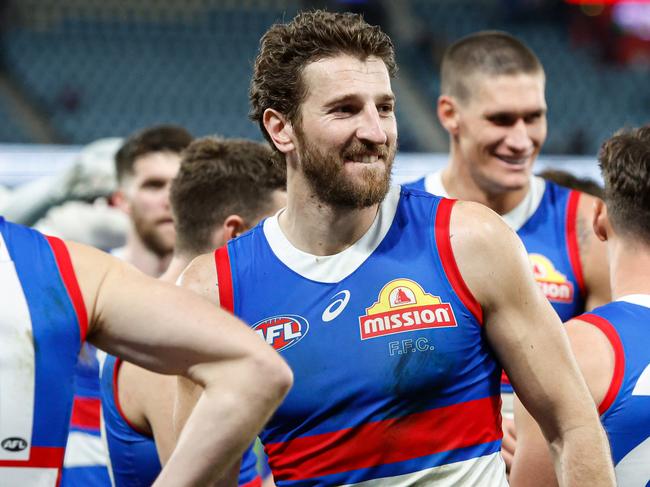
[263,108,296,154]
[437,95,460,136]
[222,214,248,242]
[111,189,131,215]
[592,198,609,242]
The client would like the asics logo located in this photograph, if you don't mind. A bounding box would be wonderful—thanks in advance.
[322,290,351,322]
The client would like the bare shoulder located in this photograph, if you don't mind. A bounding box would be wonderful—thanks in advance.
[448,199,521,251]
[564,317,615,406]
[65,240,121,331]
[448,200,532,307]
[177,251,219,305]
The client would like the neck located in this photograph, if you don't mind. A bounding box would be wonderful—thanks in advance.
[607,235,650,299]
[159,254,192,283]
[123,231,172,278]
[279,171,380,256]
[442,147,530,215]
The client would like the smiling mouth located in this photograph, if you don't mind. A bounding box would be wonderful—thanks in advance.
[346,154,382,164]
[495,155,531,165]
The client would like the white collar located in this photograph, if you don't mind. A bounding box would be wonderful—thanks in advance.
[263,186,401,283]
[425,171,545,231]
[616,294,650,309]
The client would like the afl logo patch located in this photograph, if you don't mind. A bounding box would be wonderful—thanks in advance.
[252,314,309,352]
[2,437,28,452]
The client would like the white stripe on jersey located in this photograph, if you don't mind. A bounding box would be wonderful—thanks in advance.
[340,452,507,487]
[0,467,59,486]
[63,431,108,467]
[0,233,36,462]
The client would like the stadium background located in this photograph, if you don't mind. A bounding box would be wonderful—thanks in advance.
[0,0,649,187]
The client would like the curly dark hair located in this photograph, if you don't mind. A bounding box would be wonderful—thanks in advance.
[599,125,650,242]
[249,9,396,157]
[170,136,286,255]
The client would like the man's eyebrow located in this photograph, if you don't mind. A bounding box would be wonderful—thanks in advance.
[323,93,395,108]
[484,108,546,118]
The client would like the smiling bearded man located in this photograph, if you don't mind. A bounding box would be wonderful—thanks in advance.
[174,11,615,487]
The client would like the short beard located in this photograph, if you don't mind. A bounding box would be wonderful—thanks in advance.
[298,136,395,210]
[132,214,175,258]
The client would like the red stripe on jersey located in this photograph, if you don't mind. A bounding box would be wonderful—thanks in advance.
[566,191,586,297]
[0,446,65,468]
[215,246,234,313]
[70,396,101,430]
[239,475,262,487]
[265,395,502,481]
[578,313,625,415]
[46,236,88,342]
[434,198,483,325]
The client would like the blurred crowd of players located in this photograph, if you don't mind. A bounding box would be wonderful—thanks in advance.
[0,7,648,487]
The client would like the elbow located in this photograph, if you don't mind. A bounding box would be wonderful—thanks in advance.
[254,348,293,404]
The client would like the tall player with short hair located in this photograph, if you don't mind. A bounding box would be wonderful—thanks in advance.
[0,217,292,485]
[101,136,286,487]
[511,125,650,487]
[176,10,614,486]
[404,32,611,468]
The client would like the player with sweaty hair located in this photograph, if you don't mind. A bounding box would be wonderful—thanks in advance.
[176,11,614,486]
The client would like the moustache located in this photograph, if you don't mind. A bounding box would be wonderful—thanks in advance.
[342,140,391,161]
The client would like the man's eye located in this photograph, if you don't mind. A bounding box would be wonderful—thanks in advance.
[489,115,516,126]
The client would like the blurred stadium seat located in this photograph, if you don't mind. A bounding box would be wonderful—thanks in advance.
[0,0,648,154]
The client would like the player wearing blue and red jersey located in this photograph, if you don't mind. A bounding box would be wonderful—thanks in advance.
[61,344,111,486]
[0,217,292,486]
[511,126,650,487]
[101,355,262,487]
[404,32,611,468]
[100,136,286,487]
[176,10,615,487]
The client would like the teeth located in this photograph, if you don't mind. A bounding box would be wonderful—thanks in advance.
[359,155,379,163]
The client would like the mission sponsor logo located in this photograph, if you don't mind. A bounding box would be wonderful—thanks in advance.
[359,278,457,340]
[529,254,574,303]
[252,314,309,352]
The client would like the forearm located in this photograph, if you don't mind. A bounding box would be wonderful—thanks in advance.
[156,358,292,486]
[550,422,615,487]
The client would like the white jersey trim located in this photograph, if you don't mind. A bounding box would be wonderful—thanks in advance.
[0,233,36,462]
[63,431,108,467]
[340,452,507,487]
[616,294,650,309]
[424,171,546,231]
[263,186,401,283]
[0,467,59,486]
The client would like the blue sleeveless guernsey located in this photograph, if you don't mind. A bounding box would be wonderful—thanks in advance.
[405,177,586,322]
[61,343,110,486]
[405,177,586,394]
[578,298,650,486]
[101,355,262,487]
[0,218,86,485]
[215,187,506,486]
[516,182,585,322]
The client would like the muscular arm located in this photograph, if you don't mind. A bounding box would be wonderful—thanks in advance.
[68,242,292,486]
[509,318,614,486]
[173,252,243,487]
[449,201,614,487]
[576,193,610,310]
